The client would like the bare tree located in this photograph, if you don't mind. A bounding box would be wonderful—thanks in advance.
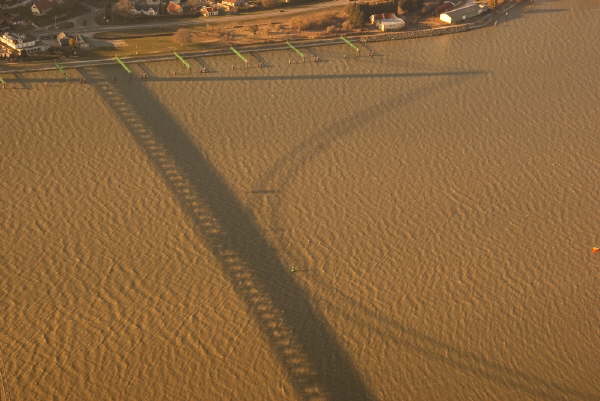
[113,0,135,16]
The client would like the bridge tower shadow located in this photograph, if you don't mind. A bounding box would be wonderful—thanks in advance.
[79,66,375,401]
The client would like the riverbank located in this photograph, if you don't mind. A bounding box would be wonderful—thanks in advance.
[0,1,526,75]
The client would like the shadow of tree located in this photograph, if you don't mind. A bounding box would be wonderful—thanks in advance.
[78,65,376,401]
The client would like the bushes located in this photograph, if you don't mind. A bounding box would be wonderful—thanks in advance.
[290,12,343,32]
[419,2,435,16]
[344,4,366,28]
[259,0,281,8]
[325,25,339,34]
[290,16,310,31]
[112,0,134,16]
[398,0,423,12]
[341,20,354,31]
[290,8,364,32]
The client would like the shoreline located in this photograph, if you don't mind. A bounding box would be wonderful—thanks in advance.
[0,1,524,76]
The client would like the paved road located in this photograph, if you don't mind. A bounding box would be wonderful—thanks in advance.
[37,0,347,37]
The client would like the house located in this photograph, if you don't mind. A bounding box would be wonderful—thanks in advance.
[31,0,57,16]
[166,1,183,14]
[56,31,89,48]
[56,31,74,46]
[370,13,405,31]
[222,0,245,7]
[1,31,36,49]
[440,3,488,24]
[0,31,48,55]
[1,45,14,58]
[200,6,218,16]
[130,6,158,16]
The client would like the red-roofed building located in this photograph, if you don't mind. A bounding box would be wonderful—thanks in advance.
[31,0,58,16]
[166,1,183,15]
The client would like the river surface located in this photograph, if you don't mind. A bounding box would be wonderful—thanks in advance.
[2,1,599,400]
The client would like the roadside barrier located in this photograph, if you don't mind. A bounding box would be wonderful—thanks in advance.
[114,56,132,74]
[55,62,69,79]
[286,41,305,63]
[173,51,191,70]
[229,46,248,68]
[340,36,360,54]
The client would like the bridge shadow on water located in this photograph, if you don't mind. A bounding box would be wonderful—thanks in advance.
[78,65,375,401]
[7,71,488,85]
[140,71,487,83]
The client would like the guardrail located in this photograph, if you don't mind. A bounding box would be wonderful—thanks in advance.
[174,51,191,70]
[229,46,248,65]
[286,41,305,61]
[340,36,360,53]
[114,56,132,73]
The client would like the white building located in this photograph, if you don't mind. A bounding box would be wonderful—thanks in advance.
[370,13,406,32]
[201,6,218,16]
[0,31,48,55]
[440,3,488,24]
[222,0,246,7]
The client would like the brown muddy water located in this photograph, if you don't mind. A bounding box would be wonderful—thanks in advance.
[1,1,599,400]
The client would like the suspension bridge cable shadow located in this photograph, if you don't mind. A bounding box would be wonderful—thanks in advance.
[319,282,599,401]
[249,69,597,400]
[78,66,376,401]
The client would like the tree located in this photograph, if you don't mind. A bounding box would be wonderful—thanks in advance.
[345,4,366,28]
[259,0,280,9]
[398,0,423,12]
[290,16,307,31]
[113,0,134,16]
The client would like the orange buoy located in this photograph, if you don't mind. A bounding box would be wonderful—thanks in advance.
[592,247,600,254]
